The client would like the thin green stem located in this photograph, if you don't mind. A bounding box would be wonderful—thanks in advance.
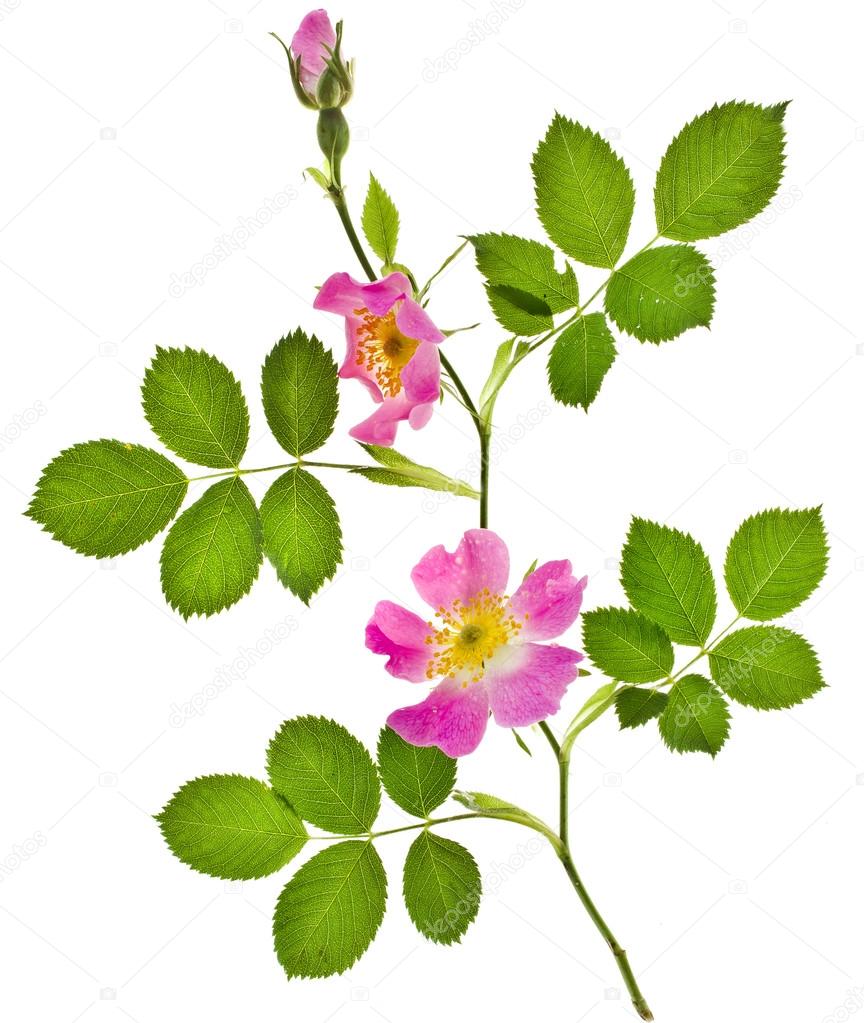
[331,188,378,282]
[186,460,370,484]
[368,812,483,839]
[538,720,560,758]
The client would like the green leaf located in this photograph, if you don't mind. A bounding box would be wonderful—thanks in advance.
[709,626,825,710]
[621,517,718,646]
[452,791,555,843]
[467,232,578,335]
[547,313,616,410]
[160,477,262,618]
[267,716,381,834]
[352,444,478,498]
[362,173,400,265]
[157,775,307,880]
[658,675,730,757]
[141,347,249,468]
[273,840,387,979]
[615,687,669,729]
[604,244,715,343]
[724,507,828,621]
[655,100,788,241]
[261,330,338,457]
[27,440,187,557]
[260,468,342,604]
[532,113,635,269]
[377,727,456,819]
[403,832,481,945]
[582,607,674,683]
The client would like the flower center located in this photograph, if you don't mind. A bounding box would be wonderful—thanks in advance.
[425,588,526,684]
[354,307,419,398]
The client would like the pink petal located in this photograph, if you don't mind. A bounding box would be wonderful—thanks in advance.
[291,9,336,91]
[408,401,435,430]
[401,341,440,404]
[509,562,588,641]
[395,297,445,345]
[314,272,369,316]
[387,677,489,757]
[338,316,384,401]
[411,529,510,610]
[486,642,583,728]
[370,600,432,648]
[348,394,413,446]
[365,623,430,683]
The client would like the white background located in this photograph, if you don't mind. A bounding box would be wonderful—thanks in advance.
[1,1,862,1020]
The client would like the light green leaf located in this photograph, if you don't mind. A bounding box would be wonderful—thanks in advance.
[261,330,338,457]
[532,113,635,269]
[273,840,387,979]
[141,347,249,468]
[659,675,730,757]
[452,791,556,843]
[157,775,307,880]
[468,232,579,335]
[27,439,187,557]
[267,716,381,834]
[547,313,616,410]
[582,607,674,683]
[260,468,342,604]
[160,477,262,618]
[604,244,715,343]
[362,173,400,265]
[403,832,481,945]
[377,727,456,819]
[655,100,788,241]
[352,444,478,498]
[621,517,717,646]
[724,507,828,621]
[709,626,824,710]
[615,687,668,729]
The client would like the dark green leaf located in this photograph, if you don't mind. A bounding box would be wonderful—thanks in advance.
[377,727,456,818]
[157,775,307,880]
[142,347,249,468]
[27,439,187,557]
[267,716,381,834]
[260,468,342,604]
[659,675,730,756]
[273,840,387,978]
[709,626,825,709]
[547,312,616,410]
[615,687,669,729]
[605,244,715,343]
[582,607,674,683]
[403,832,480,945]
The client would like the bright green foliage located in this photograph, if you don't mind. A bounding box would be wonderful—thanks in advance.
[532,114,635,268]
[453,791,552,839]
[615,687,668,729]
[621,517,717,646]
[659,675,730,757]
[353,444,479,498]
[403,832,481,944]
[160,477,262,618]
[261,330,338,457]
[604,244,715,343]
[273,840,387,979]
[709,626,824,709]
[655,101,788,241]
[157,775,307,880]
[362,173,400,265]
[468,232,579,335]
[260,468,342,603]
[142,347,249,468]
[27,440,187,557]
[377,727,456,818]
[267,716,381,834]
[582,607,674,683]
[547,313,617,410]
[724,507,828,621]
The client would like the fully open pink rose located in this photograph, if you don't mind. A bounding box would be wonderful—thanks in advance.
[366,529,587,756]
[291,9,337,96]
[314,271,444,445]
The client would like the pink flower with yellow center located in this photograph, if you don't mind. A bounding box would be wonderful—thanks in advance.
[366,529,587,756]
[314,271,444,445]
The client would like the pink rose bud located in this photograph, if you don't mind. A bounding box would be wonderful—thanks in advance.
[273,9,353,111]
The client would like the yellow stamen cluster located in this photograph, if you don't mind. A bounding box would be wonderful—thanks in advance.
[424,588,527,686]
[354,307,419,397]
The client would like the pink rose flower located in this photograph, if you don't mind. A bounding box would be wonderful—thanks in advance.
[291,9,337,97]
[314,271,444,446]
[366,529,587,756]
